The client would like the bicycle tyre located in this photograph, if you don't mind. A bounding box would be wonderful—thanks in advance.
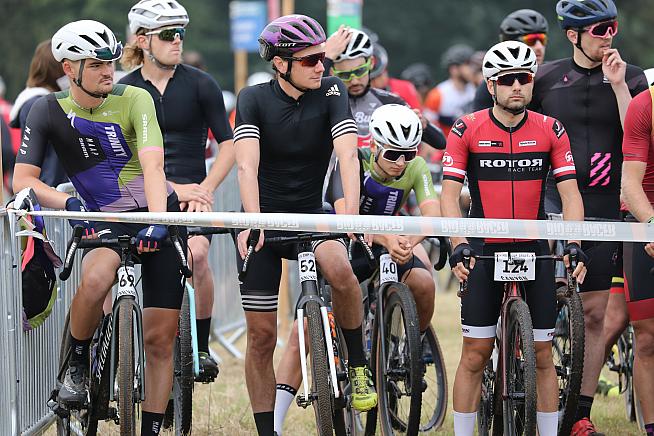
[503,299,537,436]
[478,360,495,436]
[307,300,334,436]
[172,290,194,435]
[419,325,448,432]
[56,311,73,436]
[117,300,135,436]
[553,286,584,436]
[376,283,422,435]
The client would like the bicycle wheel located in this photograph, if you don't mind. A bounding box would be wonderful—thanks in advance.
[477,359,497,436]
[117,300,136,436]
[552,286,584,435]
[172,290,194,435]
[376,283,422,435]
[503,299,537,436]
[56,311,73,436]
[306,300,334,436]
[419,325,448,432]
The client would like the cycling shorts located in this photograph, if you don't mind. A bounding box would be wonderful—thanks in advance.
[610,241,624,295]
[623,241,654,321]
[578,239,619,292]
[460,240,556,342]
[187,226,213,243]
[235,228,347,312]
[83,194,187,310]
[349,242,428,283]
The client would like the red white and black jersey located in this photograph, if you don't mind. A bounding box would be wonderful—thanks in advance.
[443,109,576,240]
[622,86,654,206]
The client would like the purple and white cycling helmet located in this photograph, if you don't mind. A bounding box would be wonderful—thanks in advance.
[259,14,326,61]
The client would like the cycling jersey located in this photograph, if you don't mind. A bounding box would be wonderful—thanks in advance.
[442,108,576,243]
[16,85,172,212]
[531,58,648,218]
[119,64,233,184]
[424,79,476,129]
[622,86,654,205]
[387,77,421,110]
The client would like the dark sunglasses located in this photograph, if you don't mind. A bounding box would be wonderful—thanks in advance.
[146,27,186,41]
[492,72,534,87]
[284,52,326,67]
[380,147,417,163]
[332,59,373,81]
[520,33,548,47]
[584,20,618,38]
[93,42,123,61]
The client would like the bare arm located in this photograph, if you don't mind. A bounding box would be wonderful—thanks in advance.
[235,138,260,213]
[139,150,167,212]
[202,139,236,193]
[440,180,466,247]
[557,179,585,245]
[12,163,70,209]
[332,132,359,215]
[409,199,440,246]
[622,161,654,222]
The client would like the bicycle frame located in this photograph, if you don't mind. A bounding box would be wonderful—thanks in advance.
[184,281,201,377]
[372,251,400,386]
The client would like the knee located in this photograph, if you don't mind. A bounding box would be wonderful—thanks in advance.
[535,343,554,370]
[459,342,492,374]
[326,264,358,294]
[247,324,277,359]
[583,306,606,331]
[144,324,176,362]
[408,273,435,301]
[188,242,210,273]
[79,270,114,304]
[634,328,654,358]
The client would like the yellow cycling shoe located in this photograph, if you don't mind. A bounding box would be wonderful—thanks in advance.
[349,365,378,411]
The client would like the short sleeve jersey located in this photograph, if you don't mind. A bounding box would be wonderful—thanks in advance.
[233,77,357,213]
[119,64,233,184]
[16,85,169,211]
[442,109,576,241]
[349,87,405,149]
[622,86,654,206]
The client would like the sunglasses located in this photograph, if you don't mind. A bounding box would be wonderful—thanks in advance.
[332,59,372,81]
[491,72,534,86]
[583,20,618,38]
[379,146,418,163]
[519,33,548,47]
[284,52,326,67]
[146,27,186,41]
[93,42,123,61]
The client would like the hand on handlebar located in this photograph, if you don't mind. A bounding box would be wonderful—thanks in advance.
[65,197,97,239]
[563,242,588,284]
[238,228,265,259]
[135,224,168,253]
[449,243,476,283]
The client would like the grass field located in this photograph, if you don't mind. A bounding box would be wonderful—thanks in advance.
[49,277,644,435]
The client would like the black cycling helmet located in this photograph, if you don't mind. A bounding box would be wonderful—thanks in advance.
[370,43,388,79]
[400,63,434,91]
[441,44,474,69]
[500,9,549,41]
[556,0,617,29]
[361,26,379,44]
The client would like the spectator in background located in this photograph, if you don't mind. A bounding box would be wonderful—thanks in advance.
[423,43,475,134]
[183,49,206,71]
[1,116,14,197]
[400,62,435,105]
[368,42,422,109]
[9,39,67,188]
[0,76,21,157]
[469,50,486,87]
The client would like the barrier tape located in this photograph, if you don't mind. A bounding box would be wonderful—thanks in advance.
[10,210,654,243]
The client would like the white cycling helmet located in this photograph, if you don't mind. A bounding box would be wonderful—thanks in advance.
[128,0,189,34]
[482,41,537,80]
[52,20,122,62]
[334,29,373,62]
[247,71,274,87]
[369,104,422,150]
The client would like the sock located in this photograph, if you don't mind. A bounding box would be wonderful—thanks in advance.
[341,325,366,367]
[537,411,558,436]
[196,317,212,353]
[274,384,297,435]
[645,423,654,436]
[254,411,275,436]
[141,411,164,435]
[453,411,476,436]
[576,394,594,421]
[69,334,92,366]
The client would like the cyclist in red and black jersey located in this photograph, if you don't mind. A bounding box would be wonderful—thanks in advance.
[441,41,587,436]
[531,2,648,432]
[621,86,654,434]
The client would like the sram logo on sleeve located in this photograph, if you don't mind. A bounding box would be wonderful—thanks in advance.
[552,119,565,138]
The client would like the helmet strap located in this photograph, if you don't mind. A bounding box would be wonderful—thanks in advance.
[574,29,599,64]
[74,59,109,99]
[275,60,312,94]
[146,36,177,71]
[492,81,526,116]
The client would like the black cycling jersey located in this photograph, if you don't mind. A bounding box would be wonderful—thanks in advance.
[233,77,357,213]
[472,81,494,112]
[530,58,647,218]
[119,64,233,184]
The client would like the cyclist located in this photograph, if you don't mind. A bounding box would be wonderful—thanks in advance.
[120,0,235,381]
[273,105,440,434]
[400,62,435,105]
[620,85,654,436]
[233,15,376,435]
[532,1,648,432]
[472,8,549,112]
[11,20,184,435]
[441,41,587,436]
[325,28,445,151]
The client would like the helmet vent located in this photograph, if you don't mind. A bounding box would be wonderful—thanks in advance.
[80,34,100,48]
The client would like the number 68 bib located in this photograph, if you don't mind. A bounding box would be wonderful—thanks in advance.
[493,252,536,282]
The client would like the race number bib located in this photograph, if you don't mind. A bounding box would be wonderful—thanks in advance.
[116,265,137,298]
[380,253,398,284]
[298,252,318,283]
[493,252,536,282]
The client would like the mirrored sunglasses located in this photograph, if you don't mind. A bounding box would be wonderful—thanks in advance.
[584,20,618,38]
[520,33,548,47]
[491,72,534,86]
[332,59,372,81]
[146,27,186,41]
[284,52,326,67]
[380,147,417,163]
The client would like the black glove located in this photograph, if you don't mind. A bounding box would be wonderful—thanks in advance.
[563,242,589,267]
[135,224,168,250]
[449,243,475,268]
[65,197,96,236]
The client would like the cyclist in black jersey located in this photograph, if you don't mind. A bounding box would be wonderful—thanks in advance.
[12,20,184,436]
[472,8,550,112]
[234,15,376,435]
[532,1,648,433]
[121,0,235,382]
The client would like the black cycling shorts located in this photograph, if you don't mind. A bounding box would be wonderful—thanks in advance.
[83,194,186,310]
[349,243,428,283]
[623,241,654,321]
[460,240,556,342]
[578,240,619,292]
